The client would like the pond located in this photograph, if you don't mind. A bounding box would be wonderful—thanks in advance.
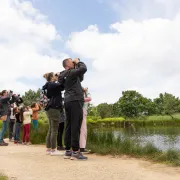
[95,126,180,151]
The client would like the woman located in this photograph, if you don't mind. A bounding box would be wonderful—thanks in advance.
[0,90,12,146]
[43,72,64,156]
[80,87,92,153]
[31,103,40,130]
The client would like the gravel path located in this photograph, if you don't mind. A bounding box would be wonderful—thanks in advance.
[0,141,180,180]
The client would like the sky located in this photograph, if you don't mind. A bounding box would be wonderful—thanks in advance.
[1,0,180,105]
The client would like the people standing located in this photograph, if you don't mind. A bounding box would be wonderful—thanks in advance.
[14,107,22,144]
[43,72,64,156]
[21,106,32,145]
[9,104,16,141]
[0,90,12,146]
[80,88,92,153]
[31,103,40,130]
[58,58,87,160]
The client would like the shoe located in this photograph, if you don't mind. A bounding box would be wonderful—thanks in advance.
[26,142,32,146]
[2,140,8,146]
[46,149,51,155]
[80,148,91,154]
[64,150,72,159]
[70,152,88,161]
[0,141,8,146]
[22,142,26,145]
[57,146,66,151]
[50,150,63,156]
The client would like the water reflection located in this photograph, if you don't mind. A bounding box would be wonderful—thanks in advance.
[95,126,180,151]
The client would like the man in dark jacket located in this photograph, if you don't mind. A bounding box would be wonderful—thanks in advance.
[58,58,87,160]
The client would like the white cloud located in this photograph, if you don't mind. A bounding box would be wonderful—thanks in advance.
[0,0,68,94]
[67,14,180,104]
[106,0,180,21]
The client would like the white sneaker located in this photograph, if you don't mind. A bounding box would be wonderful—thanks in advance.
[50,150,63,156]
[46,150,51,155]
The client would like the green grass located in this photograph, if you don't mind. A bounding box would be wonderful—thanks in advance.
[87,129,180,166]
[0,174,7,180]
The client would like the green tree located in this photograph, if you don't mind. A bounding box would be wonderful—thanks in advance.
[97,103,112,119]
[118,90,153,118]
[22,89,40,106]
[154,93,180,118]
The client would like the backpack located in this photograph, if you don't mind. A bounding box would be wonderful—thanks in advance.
[39,89,49,110]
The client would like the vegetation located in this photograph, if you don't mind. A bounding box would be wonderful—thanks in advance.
[0,174,7,180]
[87,129,180,166]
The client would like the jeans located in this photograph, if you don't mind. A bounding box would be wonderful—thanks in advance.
[14,122,21,141]
[0,121,8,143]
[46,108,60,149]
[32,120,38,129]
[9,120,15,139]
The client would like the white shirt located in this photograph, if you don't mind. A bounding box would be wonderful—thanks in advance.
[23,109,32,125]
[10,108,15,119]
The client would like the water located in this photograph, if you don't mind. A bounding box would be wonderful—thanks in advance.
[97,126,180,151]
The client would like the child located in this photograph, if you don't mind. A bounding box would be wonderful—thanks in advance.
[9,104,16,142]
[14,107,22,144]
[80,87,92,153]
[31,103,40,130]
[21,106,32,145]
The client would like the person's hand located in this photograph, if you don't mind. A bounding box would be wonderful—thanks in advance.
[55,72,60,76]
[73,58,80,64]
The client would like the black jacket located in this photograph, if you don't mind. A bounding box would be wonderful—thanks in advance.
[42,82,63,110]
[58,62,87,103]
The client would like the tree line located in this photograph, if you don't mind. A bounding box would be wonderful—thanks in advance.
[22,89,180,119]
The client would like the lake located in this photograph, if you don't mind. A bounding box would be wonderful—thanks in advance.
[95,126,180,151]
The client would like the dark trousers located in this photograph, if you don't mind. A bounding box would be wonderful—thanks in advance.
[9,120,15,139]
[64,101,83,151]
[57,122,64,147]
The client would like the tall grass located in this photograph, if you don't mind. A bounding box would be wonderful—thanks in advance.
[87,129,180,166]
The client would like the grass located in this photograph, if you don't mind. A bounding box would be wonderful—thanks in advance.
[0,175,7,180]
[87,129,180,166]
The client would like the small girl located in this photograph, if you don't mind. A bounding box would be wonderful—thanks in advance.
[80,87,92,153]
[31,103,40,130]
[21,106,32,145]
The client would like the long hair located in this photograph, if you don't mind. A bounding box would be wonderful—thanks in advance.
[20,107,24,122]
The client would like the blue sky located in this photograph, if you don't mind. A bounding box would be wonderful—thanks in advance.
[2,0,180,104]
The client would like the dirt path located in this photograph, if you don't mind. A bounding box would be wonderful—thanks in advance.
[0,141,180,180]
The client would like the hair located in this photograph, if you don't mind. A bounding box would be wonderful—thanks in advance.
[43,72,54,82]
[0,92,2,96]
[1,90,7,96]
[31,102,36,108]
[20,107,24,122]
[63,58,71,68]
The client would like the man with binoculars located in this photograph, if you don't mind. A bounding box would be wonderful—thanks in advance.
[58,58,87,160]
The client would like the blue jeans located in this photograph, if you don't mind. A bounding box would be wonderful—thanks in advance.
[14,123,21,141]
[0,121,8,142]
[32,120,38,129]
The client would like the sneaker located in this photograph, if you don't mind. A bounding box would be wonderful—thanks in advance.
[0,141,8,146]
[50,150,63,156]
[22,142,26,145]
[57,146,66,151]
[64,150,72,159]
[70,152,88,161]
[46,149,51,155]
[80,148,91,154]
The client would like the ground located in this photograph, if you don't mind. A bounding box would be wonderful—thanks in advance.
[0,141,180,180]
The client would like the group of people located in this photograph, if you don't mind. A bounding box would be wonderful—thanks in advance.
[43,58,91,160]
[0,91,41,146]
[0,58,91,161]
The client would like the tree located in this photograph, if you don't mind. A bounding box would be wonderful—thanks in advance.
[154,93,180,118]
[97,103,112,119]
[118,90,153,118]
[22,89,40,106]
